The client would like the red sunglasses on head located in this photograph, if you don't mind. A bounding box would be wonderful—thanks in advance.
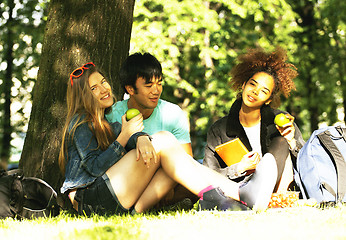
[69,62,95,86]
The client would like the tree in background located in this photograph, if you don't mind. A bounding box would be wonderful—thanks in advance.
[0,0,47,169]
[130,0,301,158]
[318,0,345,125]
[287,0,346,134]
[0,0,343,178]
[19,0,135,189]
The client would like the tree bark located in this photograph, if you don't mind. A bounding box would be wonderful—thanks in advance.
[289,0,320,132]
[19,0,135,190]
[1,0,14,169]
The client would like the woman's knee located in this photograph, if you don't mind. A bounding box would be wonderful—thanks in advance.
[151,131,180,152]
[152,131,175,140]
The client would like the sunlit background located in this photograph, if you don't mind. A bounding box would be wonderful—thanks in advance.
[0,0,345,166]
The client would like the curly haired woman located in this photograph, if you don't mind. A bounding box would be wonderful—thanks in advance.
[203,47,305,193]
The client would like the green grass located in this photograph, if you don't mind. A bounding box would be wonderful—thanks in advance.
[1,204,346,240]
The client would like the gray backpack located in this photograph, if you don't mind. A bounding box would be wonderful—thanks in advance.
[295,126,346,204]
[0,169,60,219]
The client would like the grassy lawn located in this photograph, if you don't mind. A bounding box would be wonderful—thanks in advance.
[1,204,345,240]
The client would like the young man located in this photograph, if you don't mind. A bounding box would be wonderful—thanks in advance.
[106,53,197,209]
[106,52,193,156]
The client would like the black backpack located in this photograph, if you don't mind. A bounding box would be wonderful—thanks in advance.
[0,169,60,219]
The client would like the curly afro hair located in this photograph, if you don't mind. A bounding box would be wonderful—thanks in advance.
[230,46,298,108]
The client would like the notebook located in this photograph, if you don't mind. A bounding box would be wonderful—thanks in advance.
[215,138,249,166]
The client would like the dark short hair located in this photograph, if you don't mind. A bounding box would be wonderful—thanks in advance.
[119,52,162,94]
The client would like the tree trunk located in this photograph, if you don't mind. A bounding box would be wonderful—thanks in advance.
[19,0,135,191]
[335,40,346,125]
[1,0,14,170]
[289,0,320,132]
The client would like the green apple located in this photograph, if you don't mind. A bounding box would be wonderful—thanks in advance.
[126,108,140,121]
[274,113,290,127]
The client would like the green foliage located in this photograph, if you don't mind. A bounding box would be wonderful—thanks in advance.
[0,0,345,161]
[129,0,346,156]
[0,0,49,162]
[130,0,301,158]
[287,0,346,132]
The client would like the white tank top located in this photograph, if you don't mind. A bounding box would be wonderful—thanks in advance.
[243,122,262,157]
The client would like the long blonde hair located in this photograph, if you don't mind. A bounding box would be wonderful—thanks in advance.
[58,65,115,174]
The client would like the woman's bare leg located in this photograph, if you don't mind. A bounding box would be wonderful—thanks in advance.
[106,131,240,212]
[150,131,277,210]
[107,131,275,212]
[105,150,162,209]
[128,131,241,213]
[133,168,176,212]
[105,136,193,212]
[150,131,241,200]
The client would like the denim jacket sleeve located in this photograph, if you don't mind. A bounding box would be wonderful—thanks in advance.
[73,119,150,177]
[110,121,150,152]
[73,121,127,177]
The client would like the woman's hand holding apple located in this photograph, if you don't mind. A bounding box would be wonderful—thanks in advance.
[275,113,296,149]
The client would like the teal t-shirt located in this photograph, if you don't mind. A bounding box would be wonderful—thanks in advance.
[106,99,191,144]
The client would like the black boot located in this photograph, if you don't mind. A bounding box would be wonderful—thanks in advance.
[199,187,249,211]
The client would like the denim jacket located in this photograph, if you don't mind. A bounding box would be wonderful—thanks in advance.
[60,114,148,194]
